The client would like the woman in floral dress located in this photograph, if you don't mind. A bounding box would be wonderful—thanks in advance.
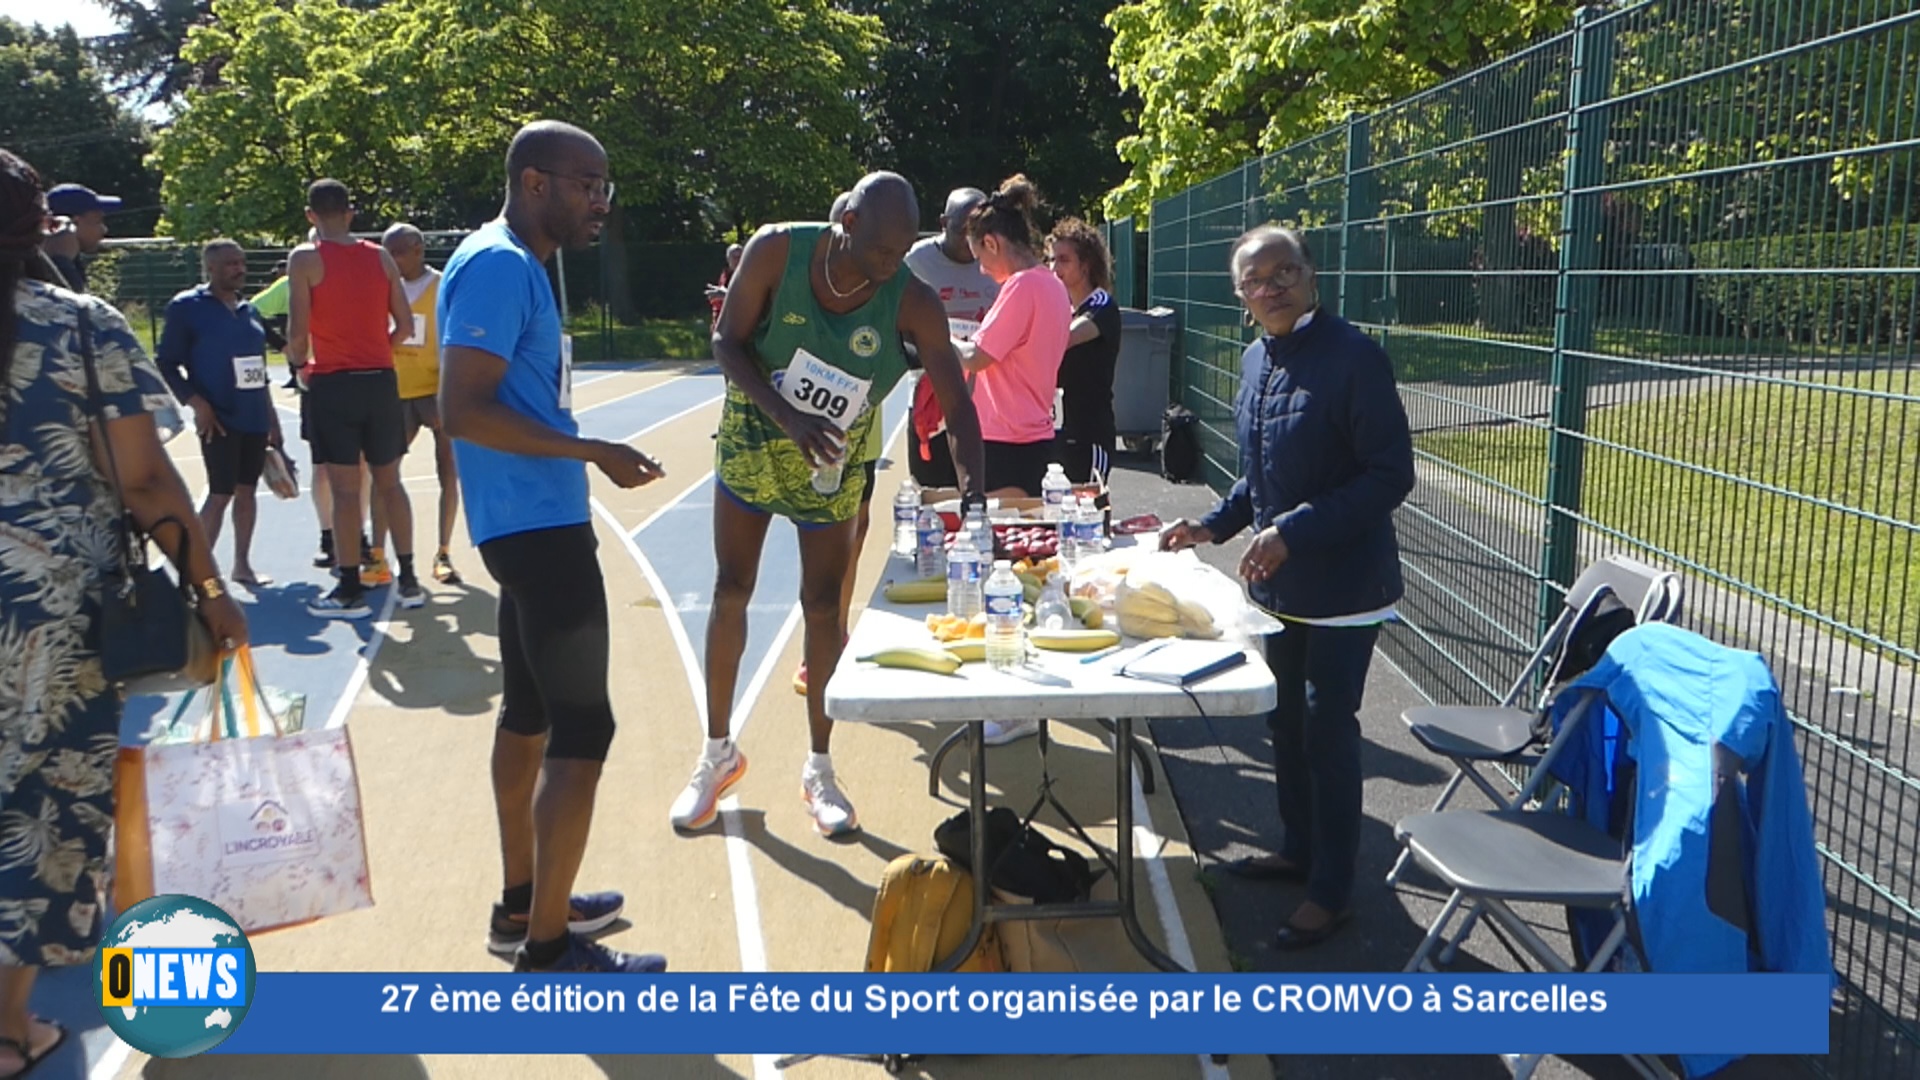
[0,150,248,1076]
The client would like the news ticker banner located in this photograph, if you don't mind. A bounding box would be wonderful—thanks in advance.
[196,973,1829,1056]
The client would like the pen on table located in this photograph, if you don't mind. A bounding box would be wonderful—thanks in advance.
[1080,644,1125,664]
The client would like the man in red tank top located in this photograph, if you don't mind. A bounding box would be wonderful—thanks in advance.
[286,178,423,617]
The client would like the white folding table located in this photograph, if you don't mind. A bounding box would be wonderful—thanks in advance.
[824,599,1277,972]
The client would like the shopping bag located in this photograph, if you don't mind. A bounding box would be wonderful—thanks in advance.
[114,648,372,933]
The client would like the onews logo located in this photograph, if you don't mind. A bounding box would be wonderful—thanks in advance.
[96,895,256,1058]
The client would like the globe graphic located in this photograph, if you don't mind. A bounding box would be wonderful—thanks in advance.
[97,895,256,1058]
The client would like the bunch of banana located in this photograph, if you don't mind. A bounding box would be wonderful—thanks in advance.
[858,647,964,675]
[884,578,947,604]
[1115,578,1223,640]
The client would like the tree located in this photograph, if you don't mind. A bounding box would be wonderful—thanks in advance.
[1103,0,1580,218]
[150,0,884,245]
[0,18,162,234]
[89,0,217,108]
[849,0,1136,224]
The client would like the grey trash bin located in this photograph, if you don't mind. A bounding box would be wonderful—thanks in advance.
[1113,306,1176,440]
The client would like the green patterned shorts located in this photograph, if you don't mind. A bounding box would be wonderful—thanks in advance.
[714,388,877,525]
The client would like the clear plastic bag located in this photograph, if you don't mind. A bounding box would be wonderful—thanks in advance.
[1112,549,1284,642]
[262,445,301,500]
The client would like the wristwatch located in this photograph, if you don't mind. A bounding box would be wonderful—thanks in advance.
[198,577,226,601]
[959,491,988,518]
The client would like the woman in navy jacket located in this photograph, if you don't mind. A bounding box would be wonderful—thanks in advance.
[1163,225,1416,948]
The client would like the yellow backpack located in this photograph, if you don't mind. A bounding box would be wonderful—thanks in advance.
[865,854,1006,973]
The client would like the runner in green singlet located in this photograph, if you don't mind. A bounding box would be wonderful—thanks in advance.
[670,172,985,838]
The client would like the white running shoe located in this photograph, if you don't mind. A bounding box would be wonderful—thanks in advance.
[669,744,748,832]
[801,763,860,837]
[982,718,1042,746]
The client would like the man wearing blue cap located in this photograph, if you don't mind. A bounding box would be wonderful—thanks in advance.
[43,183,121,293]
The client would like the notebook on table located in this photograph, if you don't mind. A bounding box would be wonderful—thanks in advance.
[1115,639,1249,686]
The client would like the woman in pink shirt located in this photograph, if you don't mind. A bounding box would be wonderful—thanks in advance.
[953,174,1073,496]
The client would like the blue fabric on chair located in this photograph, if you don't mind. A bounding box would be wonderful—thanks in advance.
[1547,622,1835,1078]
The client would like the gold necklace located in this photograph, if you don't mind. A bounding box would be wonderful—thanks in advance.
[822,231,870,299]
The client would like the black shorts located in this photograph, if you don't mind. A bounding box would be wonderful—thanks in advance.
[859,459,878,505]
[202,431,269,496]
[307,369,406,468]
[983,438,1055,497]
[478,523,617,762]
[1056,436,1114,487]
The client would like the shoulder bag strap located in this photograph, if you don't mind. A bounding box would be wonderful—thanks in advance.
[76,307,191,576]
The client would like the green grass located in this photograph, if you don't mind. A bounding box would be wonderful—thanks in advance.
[566,315,711,362]
[1417,369,1920,653]
[119,301,159,357]
[1382,321,1857,384]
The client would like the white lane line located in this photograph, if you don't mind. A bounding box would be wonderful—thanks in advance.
[590,494,776,1066]
[1128,767,1226,1080]
[89,1035,132,1080]
[633,470,715,535]
[324,587,401,731]
[619,393,723,444]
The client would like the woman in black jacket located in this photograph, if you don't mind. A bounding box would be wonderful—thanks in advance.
[1162,224,1415,948]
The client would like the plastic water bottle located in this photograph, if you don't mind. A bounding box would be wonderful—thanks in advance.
[915,506,945,580]
[946,530,983,618]
[809,430,847,495]
[1041,464,1071,522]
[984,560,1025,670]
[810,461,843,495]
[893,476,921,557]
[1076,496,1105,557]
[1057,502,1080,576]
[964,502,988,541]
[1034,573,1073,631]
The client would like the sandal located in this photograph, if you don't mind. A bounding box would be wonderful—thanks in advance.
[0,1018,68,1079]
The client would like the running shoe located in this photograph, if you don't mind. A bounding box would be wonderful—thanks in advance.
[669,744,748,832]
[433,551,462,585]
[512,933,666,974]
[313,534,335,569]
[307,586,371,620]
[486,891,627,956]
[396,576,425,609]
[982,719,1041,746]
[802,762,860,837]
[363,556,393,587]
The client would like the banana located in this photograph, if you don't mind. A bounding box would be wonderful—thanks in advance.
[1022,579,1041,605]
[947,641,987,663]
[884,578,948,604]
[859,646,964,675]
[1070,597,1104,630]
[1174,597,1222,639]
[1030,628,1122,652]
[1118,610,1184,640]
[1116,581,1179,621]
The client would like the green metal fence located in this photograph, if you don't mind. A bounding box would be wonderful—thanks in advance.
[1101,217,1143,309]
[1148,2,1918,1074]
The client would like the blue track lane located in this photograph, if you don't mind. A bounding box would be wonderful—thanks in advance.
[630,380,911,723]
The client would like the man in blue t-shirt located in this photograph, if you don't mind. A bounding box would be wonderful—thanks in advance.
[439,119,668,976]
[155,239,283,588]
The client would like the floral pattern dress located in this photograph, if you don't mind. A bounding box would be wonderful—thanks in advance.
[0,280,177,967]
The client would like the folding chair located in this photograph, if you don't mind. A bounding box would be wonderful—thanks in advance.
[1394,689,1673,1080]
[1385,554,1683,886]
